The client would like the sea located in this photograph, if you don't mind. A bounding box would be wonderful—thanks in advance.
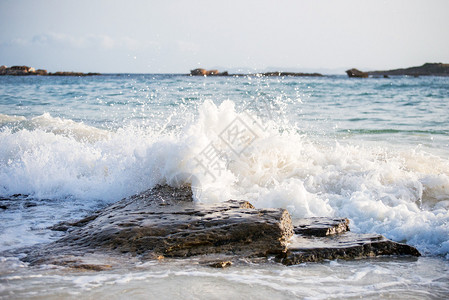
[0,74,448,299]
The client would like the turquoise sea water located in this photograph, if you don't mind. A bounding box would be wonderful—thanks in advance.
[1,74,448,298]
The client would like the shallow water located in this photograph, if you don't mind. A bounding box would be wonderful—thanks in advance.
[1,74,448,298]
[1,256,448,299]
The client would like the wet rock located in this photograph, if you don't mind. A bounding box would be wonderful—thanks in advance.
[24,202,37,208]
[346,68,369,78]
[49,214,100,232]
[0,194,29,210]
[279,233,421,265]
[209,261,233,268]
[22,185,421,269]
[25,185,293,265]
[11,194,26,198]
[293,217,350,237]
[49,257,112,271]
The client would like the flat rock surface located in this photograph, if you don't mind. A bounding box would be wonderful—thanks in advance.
[293,217,350,237]
[24,185,293,266]
[20,185,421,269]
[279,232,421,265]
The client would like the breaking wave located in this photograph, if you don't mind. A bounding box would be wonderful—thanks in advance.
[0,101,448,256]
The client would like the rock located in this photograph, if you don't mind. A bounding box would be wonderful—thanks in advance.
[23,202,37,208]
[279,232,420,265]
[368,63,449,77]
[45,257,113,271]
[34,69,48,75]
[24,185,293,266]
[293,217,350,237]
[190,68,207,76]
[4,65,33,75]
[346,68,369,78]
[48,214,100,232]
[48,71,91,76]
[190,68,229,76]
[21,185,421,270]
[209,261,233,268]
[0,65,100,76]
[11,194,26,198]
[207,69,219,75]
[190,69,323,77]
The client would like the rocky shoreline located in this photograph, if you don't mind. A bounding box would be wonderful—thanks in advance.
[3,63,447,78]
[190,68,323,77]
[0,65,100,76]
[346,63,449,78]
[20,185,420,271]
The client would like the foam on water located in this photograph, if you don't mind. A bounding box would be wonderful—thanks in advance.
[1,257,448,299]
[1,100,449,256]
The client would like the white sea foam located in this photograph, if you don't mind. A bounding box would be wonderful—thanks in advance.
[0,113,26,123]
[3,258,447,299]
[0,112,109,142]
[0,101,449,256]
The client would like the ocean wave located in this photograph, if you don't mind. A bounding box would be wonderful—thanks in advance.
[0,112,109,142]
[0,101,448,255]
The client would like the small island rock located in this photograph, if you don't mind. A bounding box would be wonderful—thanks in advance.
[346,68,369,78]
[190,68,229,76]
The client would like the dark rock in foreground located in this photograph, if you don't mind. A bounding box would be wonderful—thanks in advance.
[293,217,350,237]
[21,185,420,269]
[24,185,293,266]
[279,233,421,265]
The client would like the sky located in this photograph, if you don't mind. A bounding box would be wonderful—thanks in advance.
[1,0,449,74]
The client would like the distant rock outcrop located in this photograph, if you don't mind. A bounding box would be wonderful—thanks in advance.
[48,71,101,76]
[367,63,449,77]
[346,68,369,78]
[0,65,36,75]
[190,68,323,77]
[346,63,449,78]
[190,68,229,76]
[0,65,100,76]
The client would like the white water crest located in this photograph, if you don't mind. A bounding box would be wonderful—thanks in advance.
[1,100,449,256]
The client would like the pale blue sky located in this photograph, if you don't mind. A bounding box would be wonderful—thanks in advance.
[1,0,448,73]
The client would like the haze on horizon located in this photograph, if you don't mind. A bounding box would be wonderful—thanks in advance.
[1,0,448,74]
